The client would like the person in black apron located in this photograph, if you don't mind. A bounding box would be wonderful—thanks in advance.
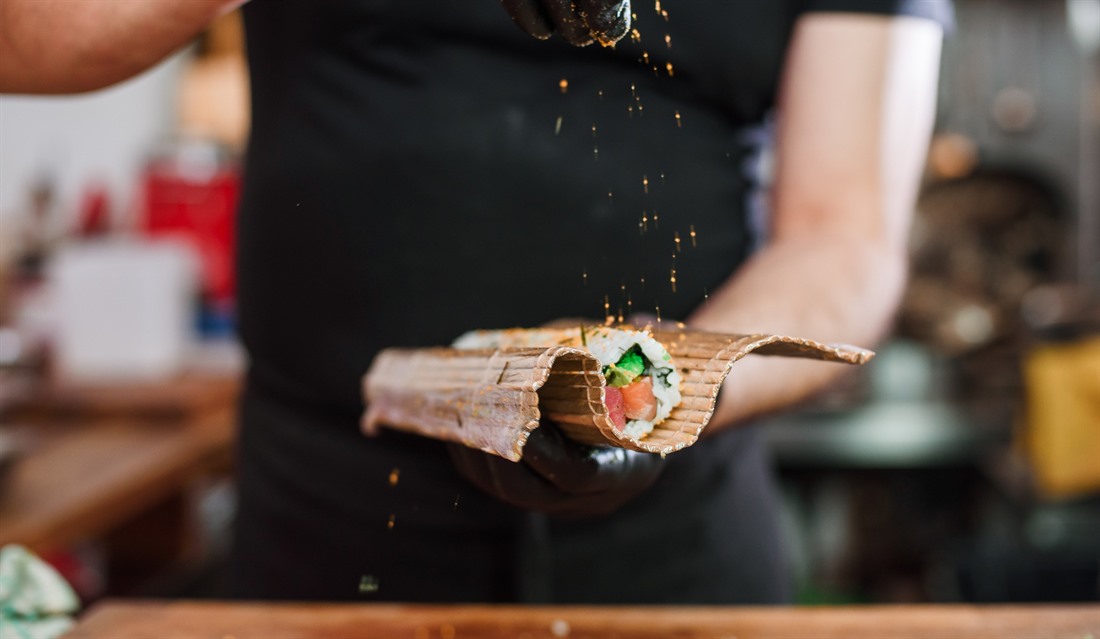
[0,0,949,604]
[227,0,951,603]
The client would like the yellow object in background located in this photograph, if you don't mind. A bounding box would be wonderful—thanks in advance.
[1023,335,1100,499]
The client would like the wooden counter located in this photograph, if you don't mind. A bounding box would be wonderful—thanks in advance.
[66,601,1100,638]
[1,374,238,593]
[0,408,234,552]
[0,367,240,552]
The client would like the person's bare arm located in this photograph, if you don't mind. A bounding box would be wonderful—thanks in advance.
[689,14,943,429]
[0,0,239,93]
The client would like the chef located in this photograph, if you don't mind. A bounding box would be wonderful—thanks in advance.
[0,0,951,602]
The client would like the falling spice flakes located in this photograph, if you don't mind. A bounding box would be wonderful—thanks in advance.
[664,34,672,48]
[652,211,659,228]
[674,231,682,253]
[603,295,611,317]
[674,111,683,128]
[388,468,400,487]
[670,266,677,293]
[642,51,650,65]
[689,224,698,247]
[387,514,396,530]
[559,78,569,93]
[639,210,649,233]
[666,61,675,77]
[642,174,649,194]
[654,0,669,21]
[359,575,379,594]
[555,115,563,136]
[582,269,588,285]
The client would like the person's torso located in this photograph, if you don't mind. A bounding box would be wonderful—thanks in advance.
[238,0,801,410]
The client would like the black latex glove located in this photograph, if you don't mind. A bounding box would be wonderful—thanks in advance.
[448,423,665,518]
[499,0,632,47]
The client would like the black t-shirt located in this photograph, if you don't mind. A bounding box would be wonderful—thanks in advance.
[233,0,951,603]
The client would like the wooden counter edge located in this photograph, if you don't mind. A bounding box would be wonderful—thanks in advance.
[65,600,1100,638]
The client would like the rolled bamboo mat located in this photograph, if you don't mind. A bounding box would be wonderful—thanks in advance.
[363,330,873,460]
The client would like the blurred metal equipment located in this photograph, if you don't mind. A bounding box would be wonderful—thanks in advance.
[1066,0,1100,289]
[901,168,1067,358]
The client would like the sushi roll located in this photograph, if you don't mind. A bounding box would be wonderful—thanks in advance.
[453,325,683,439]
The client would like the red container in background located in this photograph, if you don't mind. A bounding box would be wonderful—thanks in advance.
[139,140,239,306]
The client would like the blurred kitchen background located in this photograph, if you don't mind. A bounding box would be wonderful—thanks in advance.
[1,0,1098,605]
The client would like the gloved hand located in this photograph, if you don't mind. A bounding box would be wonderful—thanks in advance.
[499,0,632,47]
[447,422,664,518]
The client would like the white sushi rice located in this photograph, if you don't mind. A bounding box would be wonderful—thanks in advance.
[453,326,683,438]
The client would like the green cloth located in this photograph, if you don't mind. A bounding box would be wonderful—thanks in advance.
[0,545,79,639]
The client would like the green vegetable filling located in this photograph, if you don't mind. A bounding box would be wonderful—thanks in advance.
[603,346,650,387]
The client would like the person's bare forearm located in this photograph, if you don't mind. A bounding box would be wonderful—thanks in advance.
[689,14,942,432]
[0,0,237,93]
[688,232,907,430]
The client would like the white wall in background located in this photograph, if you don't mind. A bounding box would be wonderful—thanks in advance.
[0,52,188,261]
